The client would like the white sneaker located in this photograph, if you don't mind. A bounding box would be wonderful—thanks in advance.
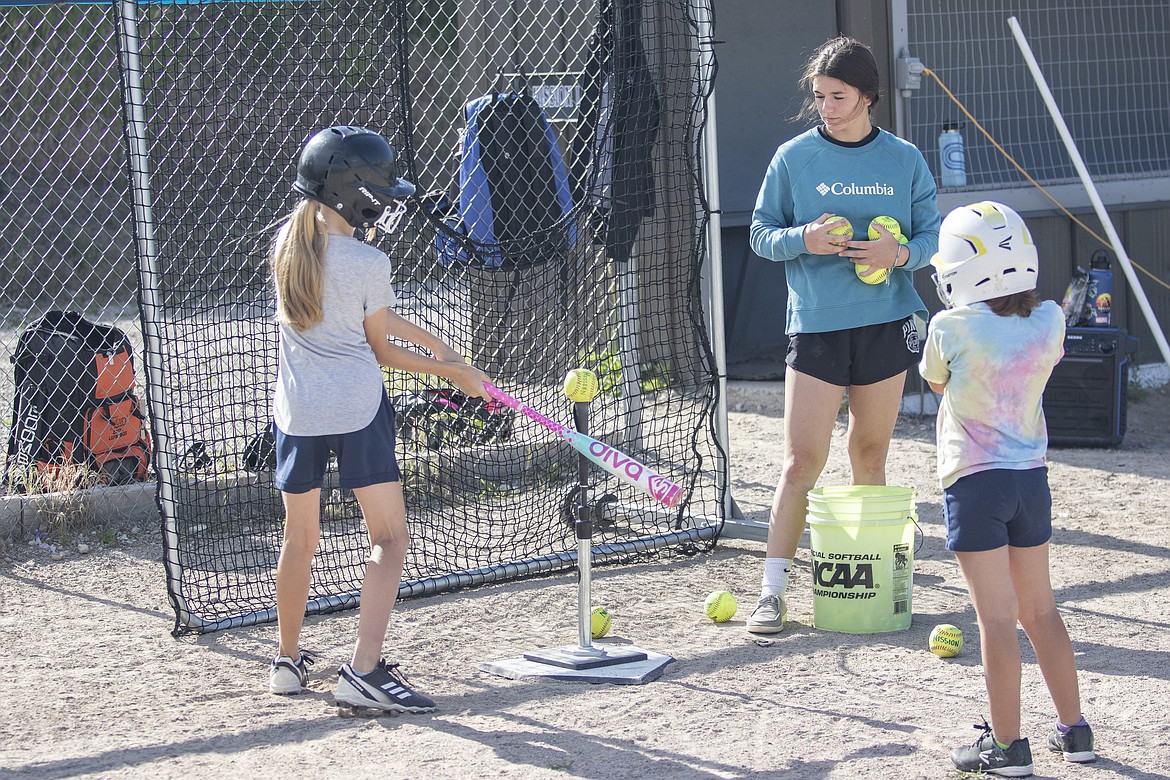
[335,659,436,713]
[746,594,787,634]
[269,652,313,695]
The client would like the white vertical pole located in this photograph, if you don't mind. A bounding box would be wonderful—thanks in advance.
[571,404,599,653]
[692,0,733,521]
[1008,16,1170,368]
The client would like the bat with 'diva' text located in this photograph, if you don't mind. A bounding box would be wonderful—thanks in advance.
[483,382,684,508]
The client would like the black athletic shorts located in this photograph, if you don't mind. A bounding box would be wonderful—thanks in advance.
[273,392,400,494]
[786,316,920,387]
[943,467,1052,552]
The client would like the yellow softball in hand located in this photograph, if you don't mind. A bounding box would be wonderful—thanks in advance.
[855,216,908,284]
[867,215,907,243]
[563,368,600,403]
[855,264,889,285]
[826,216,853,246]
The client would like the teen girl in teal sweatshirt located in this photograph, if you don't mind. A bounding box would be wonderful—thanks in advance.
[745,36,940,635]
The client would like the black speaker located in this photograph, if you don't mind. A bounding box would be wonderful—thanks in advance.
[1043,327,1137,447]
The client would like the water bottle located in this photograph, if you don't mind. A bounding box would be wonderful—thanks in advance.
[1088,251,1114,326]
[938,123,967,188]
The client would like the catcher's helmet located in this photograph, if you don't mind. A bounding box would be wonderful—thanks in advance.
[931,200,1038,308]
[292,125,415,228]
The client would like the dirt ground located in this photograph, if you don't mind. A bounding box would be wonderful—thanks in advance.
[1,381,1168,779]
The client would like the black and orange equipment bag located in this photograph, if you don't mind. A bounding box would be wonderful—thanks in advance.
[4,311,152,492]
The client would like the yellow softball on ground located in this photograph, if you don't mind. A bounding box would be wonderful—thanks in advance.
[929,623,964,657]
[704,590,738,623]
[591,606,612,638]
[563,368,600,403]
[826,216,853,245]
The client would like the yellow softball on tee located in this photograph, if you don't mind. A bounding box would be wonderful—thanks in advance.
[563,368,600,403]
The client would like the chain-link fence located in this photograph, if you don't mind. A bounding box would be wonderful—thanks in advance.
[1,2,149,532]
[906,0,1170,190]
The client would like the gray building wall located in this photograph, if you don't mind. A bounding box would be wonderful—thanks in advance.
[716,1,835,377]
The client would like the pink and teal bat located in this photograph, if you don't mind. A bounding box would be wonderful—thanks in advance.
[483,382,684,508]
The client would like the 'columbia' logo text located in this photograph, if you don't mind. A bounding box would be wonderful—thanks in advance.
[817,181,895,196]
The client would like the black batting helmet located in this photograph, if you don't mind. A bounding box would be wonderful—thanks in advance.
[292,125,415,228]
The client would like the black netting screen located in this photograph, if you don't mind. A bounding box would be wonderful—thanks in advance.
[110,0,722,634]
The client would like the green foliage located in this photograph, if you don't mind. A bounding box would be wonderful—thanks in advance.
[384,367,438,396]
[1127,377,1149,404]
[582,347,624,398]
[23,464,104,546]
[410,0,459,61]
[581,347,674,397]
[472,479,520,501]
[399,460,427,506]
[639,361,672,393]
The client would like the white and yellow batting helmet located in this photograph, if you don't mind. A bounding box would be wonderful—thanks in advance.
[931,201,1038,308]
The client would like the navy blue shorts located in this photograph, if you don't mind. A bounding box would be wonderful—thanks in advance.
[942,467,1052,552]
[787,316,920,387]
[273,393,400,494]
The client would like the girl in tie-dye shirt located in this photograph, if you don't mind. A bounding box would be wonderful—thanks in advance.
[920,299,1064,489]
[920,202,1095,776]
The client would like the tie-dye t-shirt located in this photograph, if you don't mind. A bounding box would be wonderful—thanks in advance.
[919,300,1065,489]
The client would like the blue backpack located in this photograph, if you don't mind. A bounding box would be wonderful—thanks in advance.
[432,91,575,269]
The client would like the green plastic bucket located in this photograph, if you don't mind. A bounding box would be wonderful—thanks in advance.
[807,485,915,520]
[807,486,915,634]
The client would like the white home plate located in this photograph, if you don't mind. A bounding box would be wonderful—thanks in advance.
[480,644,672,684]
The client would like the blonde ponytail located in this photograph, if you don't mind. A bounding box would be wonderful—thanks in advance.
[271,199,329,331]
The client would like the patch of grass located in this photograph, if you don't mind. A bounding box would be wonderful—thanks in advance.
[473,478,519,500]
[1127,379,1149,404]
[23,464,105,547]
[399,460,428,506]
[640,361,672,393]
[581,347,675,397]
[582,346,624,398]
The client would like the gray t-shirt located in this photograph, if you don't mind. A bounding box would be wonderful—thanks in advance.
[274,234,397,436]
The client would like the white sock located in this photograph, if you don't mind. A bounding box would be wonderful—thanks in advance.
[761,557,792,599]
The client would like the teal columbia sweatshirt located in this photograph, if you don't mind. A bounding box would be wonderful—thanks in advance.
[750,126,941,335]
